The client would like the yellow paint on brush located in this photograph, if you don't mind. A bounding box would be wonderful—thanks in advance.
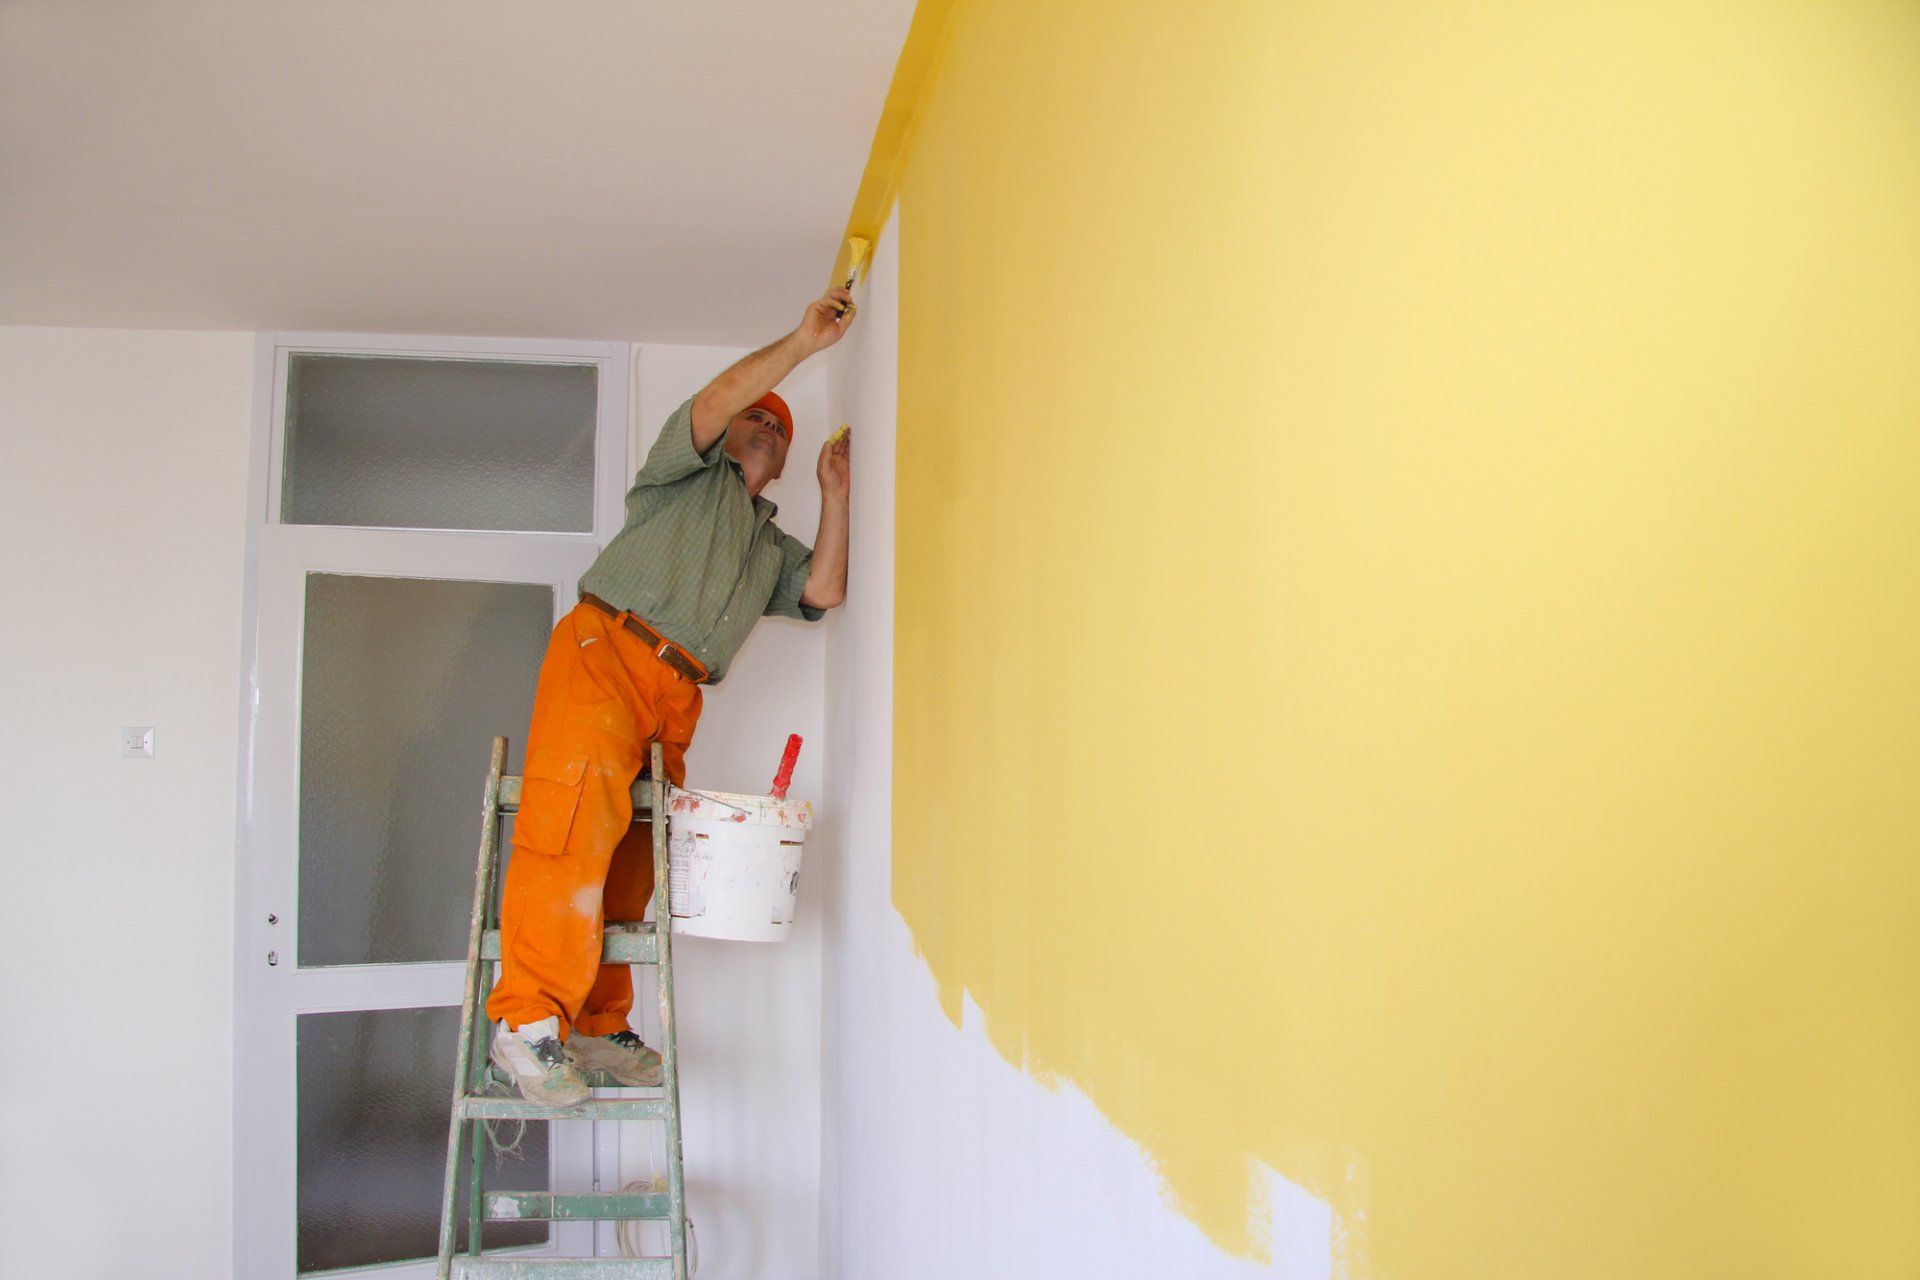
[838,239,873,317]
[843,238,872,291]
[883,1,1920,1276]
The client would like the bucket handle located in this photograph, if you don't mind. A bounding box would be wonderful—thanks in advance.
[673,788,753,817]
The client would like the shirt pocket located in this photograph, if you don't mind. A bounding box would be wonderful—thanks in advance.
[512,747,590,857]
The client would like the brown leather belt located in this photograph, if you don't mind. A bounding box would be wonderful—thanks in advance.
[578,593,711,684]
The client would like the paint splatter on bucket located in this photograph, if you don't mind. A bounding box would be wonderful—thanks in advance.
[665,787,812,942]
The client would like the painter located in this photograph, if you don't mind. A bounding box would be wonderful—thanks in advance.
[486,287,856,1105]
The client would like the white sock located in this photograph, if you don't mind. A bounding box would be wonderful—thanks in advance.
[509,1016,561,1041]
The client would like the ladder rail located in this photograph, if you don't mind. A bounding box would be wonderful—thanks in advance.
[648,746,689,1279]
[439,735,509,1276]
[469,784,507,1262]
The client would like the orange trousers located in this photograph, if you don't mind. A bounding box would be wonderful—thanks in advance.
[486,601,703,1038]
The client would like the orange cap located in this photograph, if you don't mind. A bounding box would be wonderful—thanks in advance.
[750,392,793,439]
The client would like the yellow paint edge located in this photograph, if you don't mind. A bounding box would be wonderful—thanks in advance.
[828,0,964,286]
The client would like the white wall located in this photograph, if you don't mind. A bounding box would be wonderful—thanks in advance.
[619,344,828,1279]
[0,327,254,1279]
[0,327,826,1280]
[816,219,1334,1279]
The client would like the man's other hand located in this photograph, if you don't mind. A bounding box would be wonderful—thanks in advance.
[796,287,857,355]
[818,427,851,500]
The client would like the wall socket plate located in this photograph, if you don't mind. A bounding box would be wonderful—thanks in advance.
[121,726,155,758]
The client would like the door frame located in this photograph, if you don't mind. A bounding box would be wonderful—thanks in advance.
[232,331,632,1278]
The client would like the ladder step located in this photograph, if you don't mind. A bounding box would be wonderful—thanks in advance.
[484,1189,671,1221]
[451,1258,672,1279]
[482,1065,656,1092]
[480,922,657,964]
[457,1094,668,1122]
[498,774,657,815]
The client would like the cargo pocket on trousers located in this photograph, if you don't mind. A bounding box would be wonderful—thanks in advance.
[513,748,590,856]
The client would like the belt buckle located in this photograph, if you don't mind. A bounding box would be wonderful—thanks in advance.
[659,642,703,684]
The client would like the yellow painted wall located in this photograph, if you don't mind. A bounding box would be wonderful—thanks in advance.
[887,2,1920,1276]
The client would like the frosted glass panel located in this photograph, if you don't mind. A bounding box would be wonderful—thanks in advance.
[282,352,597,532]
[300,573,551,967]
[297,1006,547,1273]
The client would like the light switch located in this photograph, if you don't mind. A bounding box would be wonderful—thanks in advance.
[122,726,155,758]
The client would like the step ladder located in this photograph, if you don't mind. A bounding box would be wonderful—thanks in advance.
[436,738,690,1279]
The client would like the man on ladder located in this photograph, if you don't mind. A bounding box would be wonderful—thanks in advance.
[487,287,855,1105]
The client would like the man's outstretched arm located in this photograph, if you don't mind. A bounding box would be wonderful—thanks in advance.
[689,287,857,451]
[801,429,850,609]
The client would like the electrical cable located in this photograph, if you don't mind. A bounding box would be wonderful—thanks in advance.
[615,1117,698,1273]
[614,1177,697,1272]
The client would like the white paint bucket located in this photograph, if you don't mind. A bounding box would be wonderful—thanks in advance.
[664,786,813,942]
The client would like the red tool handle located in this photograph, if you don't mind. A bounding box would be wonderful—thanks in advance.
[770,733,803,800]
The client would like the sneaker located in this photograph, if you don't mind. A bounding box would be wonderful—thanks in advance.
[567,1028,664,1087]
[490,1017,589,1107]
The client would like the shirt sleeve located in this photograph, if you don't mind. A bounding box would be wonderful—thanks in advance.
[632,397,729,488]
[763,526,827,622]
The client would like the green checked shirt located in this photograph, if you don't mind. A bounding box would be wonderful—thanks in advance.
[578,397,824,684]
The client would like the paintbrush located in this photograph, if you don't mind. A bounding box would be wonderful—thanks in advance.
[836,237,871,317]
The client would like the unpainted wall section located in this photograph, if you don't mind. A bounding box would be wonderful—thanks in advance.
[0,328,826,1280]
[621,342,828,1280]
[0,326,253,1279]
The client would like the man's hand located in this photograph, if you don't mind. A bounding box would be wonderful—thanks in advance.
[817,427,851,500]
[803,426,851,610]
[692,289,859,451]
[795,287,857,356]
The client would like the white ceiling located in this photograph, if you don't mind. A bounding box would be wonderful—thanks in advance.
[0,1,914,344]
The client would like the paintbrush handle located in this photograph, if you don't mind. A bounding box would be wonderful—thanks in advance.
[771,733,804,800]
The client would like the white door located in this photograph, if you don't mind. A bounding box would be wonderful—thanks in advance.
[235,333,631,1278]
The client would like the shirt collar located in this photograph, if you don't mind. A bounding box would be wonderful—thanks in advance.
[723,453,779,521]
